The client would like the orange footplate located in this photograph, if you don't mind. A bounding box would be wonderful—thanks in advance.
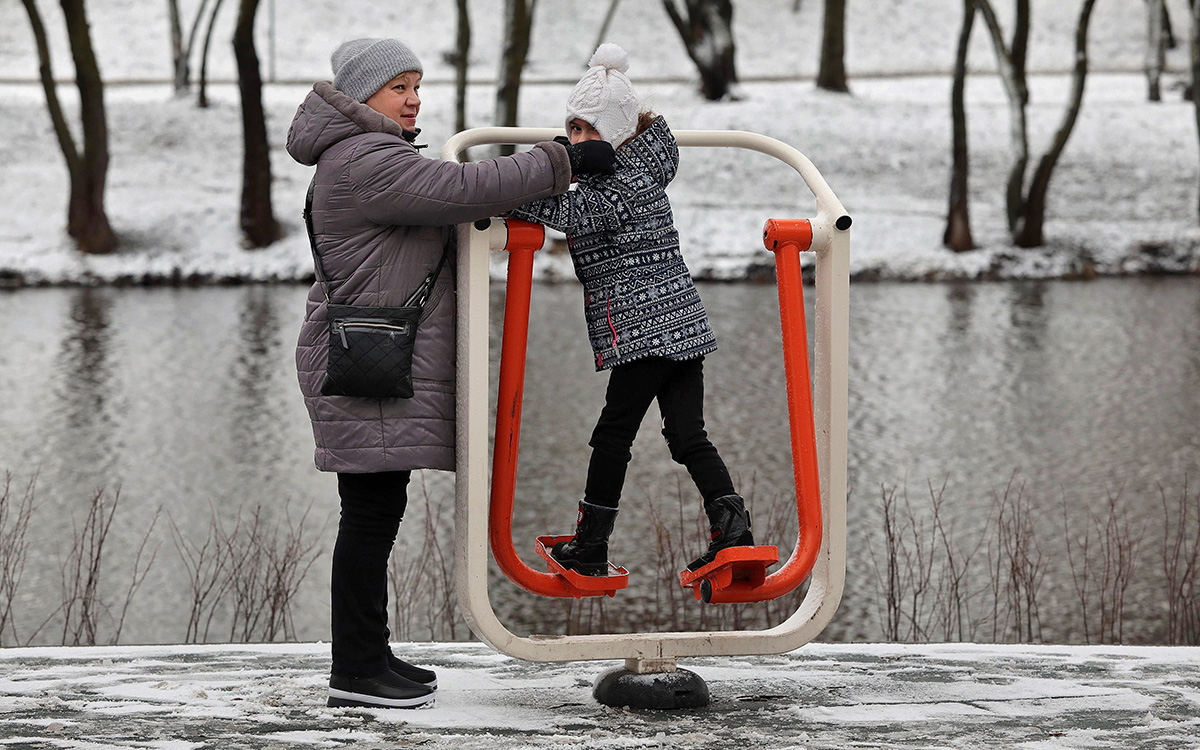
[534,535,629,598]
[679,546,780,603]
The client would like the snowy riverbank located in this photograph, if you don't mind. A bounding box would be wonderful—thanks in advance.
[2,641,1198,748]
[4,0,1200,287]
[4,71,1199,289]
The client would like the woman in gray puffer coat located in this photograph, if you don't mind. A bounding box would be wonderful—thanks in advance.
[285,38,615,710]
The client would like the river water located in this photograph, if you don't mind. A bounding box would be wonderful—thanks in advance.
[1,277,1197,647]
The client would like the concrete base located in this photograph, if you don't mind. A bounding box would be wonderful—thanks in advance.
[592,665,710,709]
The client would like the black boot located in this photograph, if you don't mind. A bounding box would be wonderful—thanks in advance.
[687,494,754,571]
[550,500,618,576]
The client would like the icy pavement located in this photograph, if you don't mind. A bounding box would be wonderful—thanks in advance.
[1,642,1198,749]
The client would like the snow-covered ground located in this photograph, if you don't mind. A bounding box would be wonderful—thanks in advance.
[2,1,1199,285]
[2,641,1199,749]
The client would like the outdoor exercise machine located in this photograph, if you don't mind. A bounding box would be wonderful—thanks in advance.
[444,128,850,708]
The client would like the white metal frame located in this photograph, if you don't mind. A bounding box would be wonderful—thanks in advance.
[444,128,850,663]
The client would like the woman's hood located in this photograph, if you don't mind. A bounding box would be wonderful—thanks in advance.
[286,81,410,166]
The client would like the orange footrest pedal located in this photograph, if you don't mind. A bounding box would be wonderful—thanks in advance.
[534,535,629,598]
[679,546,779,602]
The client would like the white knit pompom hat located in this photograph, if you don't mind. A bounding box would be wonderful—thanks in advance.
[565,43,639,147]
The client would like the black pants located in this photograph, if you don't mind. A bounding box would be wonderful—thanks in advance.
[584,356,735,508]
[330,470,410,678]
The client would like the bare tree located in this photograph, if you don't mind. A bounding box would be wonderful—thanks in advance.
[197,0,227,108]
[57,489,158,646]
[171,512,233,644]
[20,0,117,255]
[662,0,740,101]
[167,0,212,96]
[0,474,37,647]
[232,0,280,247]
[1160,480,1200,644]
[944,0,977,252]
[1191,0,1200,217]
[593,0,623,52]
[991,477,1044,643]
[452,0,471,132]
[1145,0,1169,102]
[1065,488,1143,644]
[816,0,849,93]
[976,0,1098,248]
[495,0,537,156]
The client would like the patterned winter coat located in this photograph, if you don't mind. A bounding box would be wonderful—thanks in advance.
[286,82,571,473]
[506,117,716,371]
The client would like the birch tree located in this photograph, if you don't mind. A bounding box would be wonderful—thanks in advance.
[976,0,1098,248]
[817,0,849,93]
[662,0,740,100]
[944,0,977,252]
[20,0,117,255]
[233,0,279,247]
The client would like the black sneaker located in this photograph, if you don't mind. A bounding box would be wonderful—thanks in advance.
[327,669,436,709]
[388,653,437,688]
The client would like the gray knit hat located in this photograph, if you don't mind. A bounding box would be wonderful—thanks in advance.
[331,38,423,103]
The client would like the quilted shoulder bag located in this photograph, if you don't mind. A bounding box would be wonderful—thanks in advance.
[304,177,449,399]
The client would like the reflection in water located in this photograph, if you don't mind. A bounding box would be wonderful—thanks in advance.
[64,288,113,424]
[0,279,1197,646]
[945,282,973,336]
[1007,281,1047,352]
[54,288,119,482]
[230,286,286,479]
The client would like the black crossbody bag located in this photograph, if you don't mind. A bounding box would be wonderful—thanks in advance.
[304,178,449,399]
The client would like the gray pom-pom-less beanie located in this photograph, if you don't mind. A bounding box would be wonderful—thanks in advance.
[331,38,423,103]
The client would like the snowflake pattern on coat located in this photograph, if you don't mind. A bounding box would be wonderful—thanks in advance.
[506,117,717,371]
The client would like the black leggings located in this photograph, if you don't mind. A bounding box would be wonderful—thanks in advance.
[330,470,410,678]
[584,356,735,508]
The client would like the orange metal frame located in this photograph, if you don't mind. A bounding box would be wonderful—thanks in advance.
[487,217,823,603]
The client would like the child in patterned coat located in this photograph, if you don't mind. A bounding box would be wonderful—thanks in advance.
[506,43,755,576]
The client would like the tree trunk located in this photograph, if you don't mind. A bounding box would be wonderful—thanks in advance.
[593,0,623,52]
[976,0,1030,234]
[1014,0,1097,247]
[1146,0,1166,102]
[454,0,471,133]
[944,0,976,252]
[199,0,226,108]
[233,0,279,248]
[50,0,117,255]
[170,0,212,96]
[661,0,739,101]
[21,0,80,181]
[816,0,849,92]
[168,0,187,95]
[495,0,535,156]
[1189,0,1200,218]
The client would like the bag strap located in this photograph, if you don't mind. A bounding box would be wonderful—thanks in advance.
[305,174,451,309]
[402,240,451,307]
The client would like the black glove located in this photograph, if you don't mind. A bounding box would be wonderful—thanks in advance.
[563,139,617,176]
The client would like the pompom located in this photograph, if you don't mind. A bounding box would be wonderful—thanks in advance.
[588,43,629,74]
